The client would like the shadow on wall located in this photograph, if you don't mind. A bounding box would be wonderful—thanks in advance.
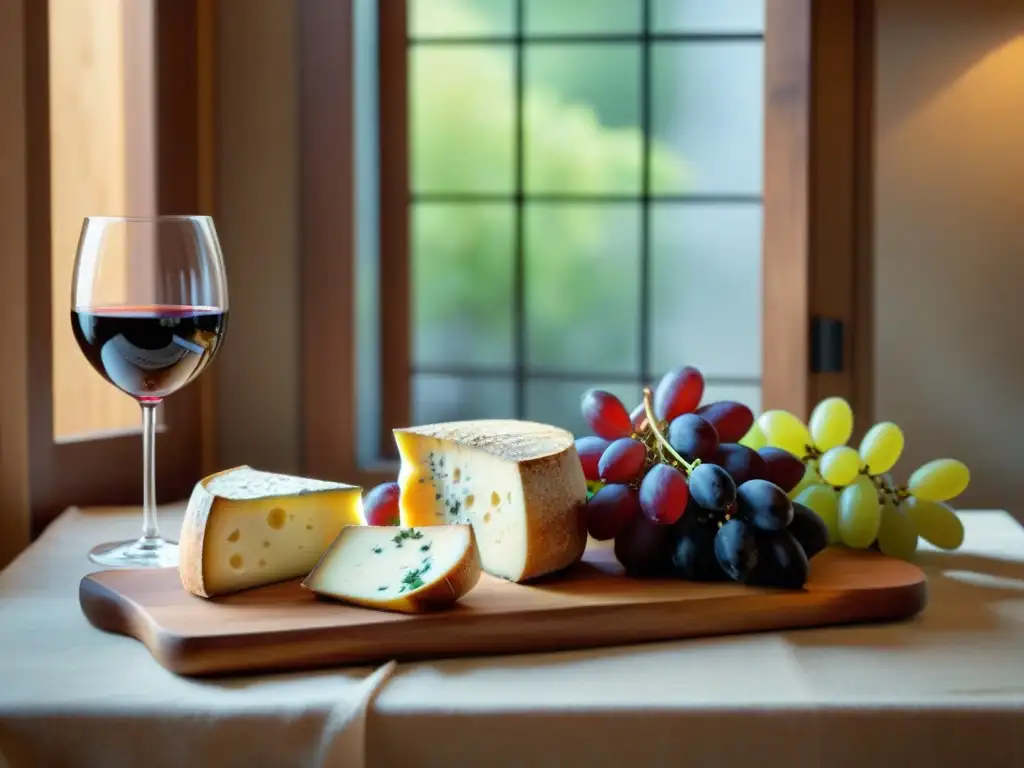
[874,0,1024,514]
[875,0,1024,136]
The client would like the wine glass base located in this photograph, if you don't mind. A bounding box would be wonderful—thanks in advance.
[88,536,179,568]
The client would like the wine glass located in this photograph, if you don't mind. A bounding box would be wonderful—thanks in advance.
[71,215,229,568]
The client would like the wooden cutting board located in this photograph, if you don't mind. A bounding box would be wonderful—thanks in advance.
[79,544,927,677]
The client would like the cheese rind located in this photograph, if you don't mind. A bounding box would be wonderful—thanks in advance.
[179,465,362,598]
[302,525,481,613]
[394,419,587,583]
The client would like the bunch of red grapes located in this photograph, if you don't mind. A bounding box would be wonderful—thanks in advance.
[578,366,830,589]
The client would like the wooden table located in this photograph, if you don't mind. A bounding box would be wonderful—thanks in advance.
[2,505,1024,768]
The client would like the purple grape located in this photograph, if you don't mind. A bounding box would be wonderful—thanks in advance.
[638,464,689,525]
[746,530,809,589]
[788,502,829,560]
[581,389,633,440]
[695,401,755,443]
[653,366,705,422]
[711,443,768,487]
[363,482,401,526]
[614,514,675,577]
[736,479,794,532]
[585,484,640,540]
[598,438,648,483]
[667,413,719,463]
[575,436,611,482]
[687,463,737,513]
[629,402,648,432]
[758,447,806,493]
[714,518,759,582]
[670,518,728,581]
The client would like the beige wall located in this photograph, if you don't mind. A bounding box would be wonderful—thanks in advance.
[215,0,303,474]
[874,0,1024,513]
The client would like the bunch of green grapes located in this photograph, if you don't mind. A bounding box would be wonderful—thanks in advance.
[742,396,855,499]
[740,401,969,561]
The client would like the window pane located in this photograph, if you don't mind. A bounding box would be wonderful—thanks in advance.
[651,42,763,195]
[525,204,640,374]
[413,204,514,367]
[409,0,514,37]
[525,44,647,194]
[413,375,516,425]
[649,204,761,378]
[50,0,148,440]
[525,0,641,34]
[701,382,761,416]
[411,46,514,193]
[526,379,642,437]
[652,0,765,33]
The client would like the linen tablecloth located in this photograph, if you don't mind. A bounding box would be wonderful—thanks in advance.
[0,506,395,768]
[3,506,1024,767]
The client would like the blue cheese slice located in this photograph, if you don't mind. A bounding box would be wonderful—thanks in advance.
[179,465,362,598]
[394,420,588,582]
[302,524,481,613]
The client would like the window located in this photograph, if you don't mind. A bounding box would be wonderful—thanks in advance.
[2,0,210,544]
[362,0,766,460]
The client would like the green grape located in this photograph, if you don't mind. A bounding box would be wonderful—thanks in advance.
[877,497,918,560]
[858,421,904,475]
[756,410,812,459]
[819,446,861,487]
[787,460,819,500]
[838,475,881,549]
[907,459,970,502]
[738,421,768,451]
[905,496,964,550]
[808,396,853,452]
[794,483,839,543]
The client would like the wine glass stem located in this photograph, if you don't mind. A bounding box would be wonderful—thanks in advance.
[141,402,160,540]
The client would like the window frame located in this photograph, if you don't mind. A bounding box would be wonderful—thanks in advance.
[298,0,876,486]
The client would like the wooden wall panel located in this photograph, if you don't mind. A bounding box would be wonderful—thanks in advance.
[378,3,410,460]
[0,0,32,568]
[299,0,358,481]
[298,0,396,488]
[197,0,219,475]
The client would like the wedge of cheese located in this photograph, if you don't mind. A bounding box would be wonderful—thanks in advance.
[302,524,481,613]
[394,419,588,582]
[179,465,362,598]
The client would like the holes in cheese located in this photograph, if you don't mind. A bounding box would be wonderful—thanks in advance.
[179,465,362,598]
[302,525,481,613]
[394,419,588,583]
[267,507,287,529]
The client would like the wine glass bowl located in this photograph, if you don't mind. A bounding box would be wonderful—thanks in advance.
[71,216,228,568]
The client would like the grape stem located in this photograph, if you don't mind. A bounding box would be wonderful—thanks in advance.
[641,387,699,475]
[866,469,912,505]
[802,446,822,463]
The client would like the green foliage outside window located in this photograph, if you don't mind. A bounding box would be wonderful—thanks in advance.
[410,0,687,369]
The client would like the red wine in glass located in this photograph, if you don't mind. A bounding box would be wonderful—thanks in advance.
[71,305,228,402]
[71,215,229,568]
